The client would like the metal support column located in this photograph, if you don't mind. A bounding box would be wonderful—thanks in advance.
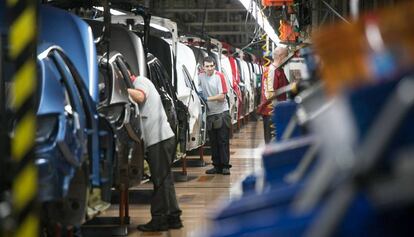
[2,1,38,237]
[0,17,7,237]
[312,0,319,28]
[0,14,5,202]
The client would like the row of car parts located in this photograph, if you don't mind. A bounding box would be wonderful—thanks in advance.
[2,2,306,234]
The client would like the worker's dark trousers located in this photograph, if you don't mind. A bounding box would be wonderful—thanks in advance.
[263,115,272,144]
[147,137,182,220]
[208,113,231,169]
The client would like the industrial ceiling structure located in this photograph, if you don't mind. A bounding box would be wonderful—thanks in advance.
[134,0,400,52]
[144,0,262,48]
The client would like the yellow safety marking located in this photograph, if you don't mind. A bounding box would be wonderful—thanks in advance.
[291,82,298,94]
[15,214,39,237]
[11,113,35,161]
[6,0,18,6]
[9,7,36,59]
[261,34,271,67]
[11,60,35,109]
[12,164,37,211]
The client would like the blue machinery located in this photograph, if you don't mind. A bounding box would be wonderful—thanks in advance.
[211,32,414,237]
[212,64,414,237]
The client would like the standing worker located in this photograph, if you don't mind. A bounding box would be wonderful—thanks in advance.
[198,56,231,175]
[258,47,289,143]
[128,75,183,232]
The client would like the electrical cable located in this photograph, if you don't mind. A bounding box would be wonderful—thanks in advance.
[322,0,350,24]
[100,0,111,93]
[200,0,208,37]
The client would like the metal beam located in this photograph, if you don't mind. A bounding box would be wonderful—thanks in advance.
[158,8,247,13]
[322,0,350,23]
[238,0,281,45]
[186,22,256,26]
[208,31,249,35]
[312,0,319,27]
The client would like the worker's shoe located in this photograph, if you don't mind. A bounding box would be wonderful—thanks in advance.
[168,216,183,229]
[221,168,231,175]
[137,219,168,232]
[205,167,221,174]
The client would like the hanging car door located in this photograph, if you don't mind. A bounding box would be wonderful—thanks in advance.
[181,65,207,150]
[51,50,88,166]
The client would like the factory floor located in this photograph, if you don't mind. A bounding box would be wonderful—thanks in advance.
[97,120,264,237]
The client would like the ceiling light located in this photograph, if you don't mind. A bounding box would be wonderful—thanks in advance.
[93,6,127,16]
[238,0,281,46]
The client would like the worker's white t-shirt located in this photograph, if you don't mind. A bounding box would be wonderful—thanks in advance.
[132,76,174,148]
[198,71,229,116]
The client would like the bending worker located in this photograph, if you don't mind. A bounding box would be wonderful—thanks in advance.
[128,75,183,232]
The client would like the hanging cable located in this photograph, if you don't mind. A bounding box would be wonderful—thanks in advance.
[200,0,208,38]
[234,0,265,58]
[322,0,350,24]
[100,0,111,85]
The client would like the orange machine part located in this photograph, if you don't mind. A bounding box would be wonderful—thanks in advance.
[313,1,414,95]
[262,0,294,7]
[279,20,298,42]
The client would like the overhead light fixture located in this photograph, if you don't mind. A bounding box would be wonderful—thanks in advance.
[93,6,127,16]
[238,0,281,46]
[136,22,170,32]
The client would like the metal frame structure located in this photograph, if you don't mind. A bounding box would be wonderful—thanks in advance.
[311,0,397,27]
[141,0,258,48]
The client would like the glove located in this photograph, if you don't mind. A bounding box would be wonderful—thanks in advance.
[201,95,208,103]
[197,91,208,103]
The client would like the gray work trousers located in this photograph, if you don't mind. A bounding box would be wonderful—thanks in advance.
[147,137,182,220]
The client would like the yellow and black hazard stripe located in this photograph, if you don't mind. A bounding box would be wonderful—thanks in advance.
[5,0,38,236]
[261,34,271,67]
